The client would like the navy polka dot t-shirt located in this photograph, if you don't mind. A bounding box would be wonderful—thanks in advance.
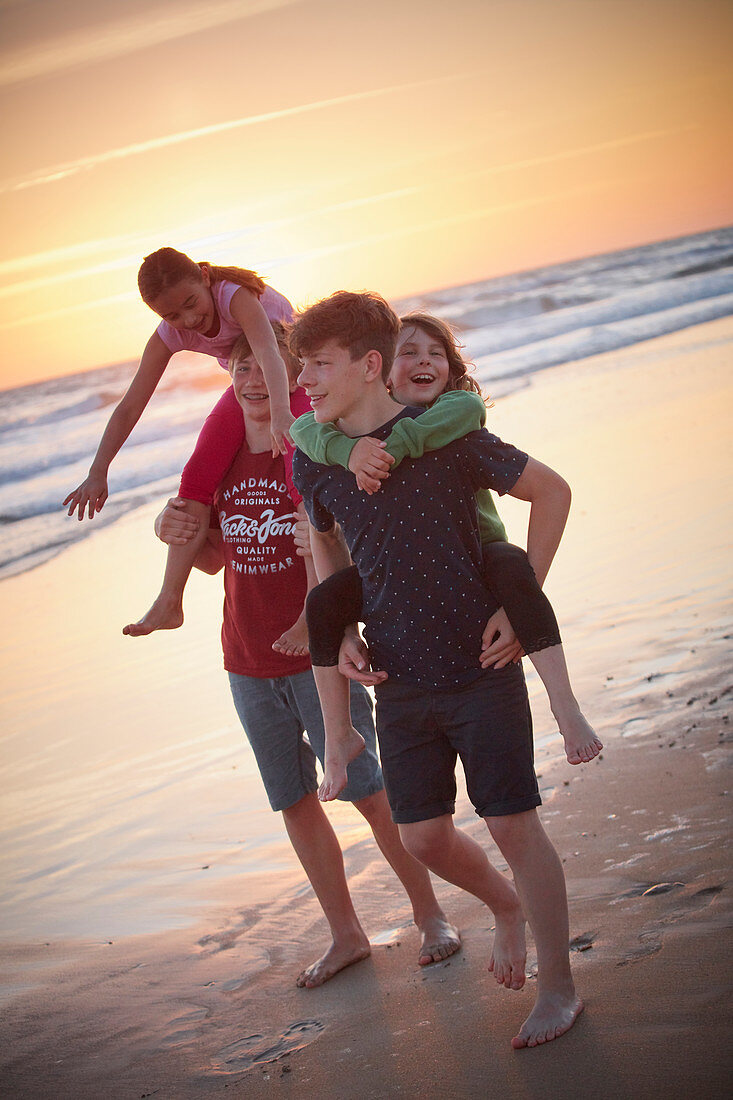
[293,407,528,688]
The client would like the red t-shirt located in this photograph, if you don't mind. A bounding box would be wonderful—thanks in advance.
[215,447,311,678]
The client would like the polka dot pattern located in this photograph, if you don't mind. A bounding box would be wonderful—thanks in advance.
[294,410,528,688]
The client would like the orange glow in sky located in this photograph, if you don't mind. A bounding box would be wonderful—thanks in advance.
[0,0,731,388]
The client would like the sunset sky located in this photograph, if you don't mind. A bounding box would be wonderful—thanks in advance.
[1,0,731,389]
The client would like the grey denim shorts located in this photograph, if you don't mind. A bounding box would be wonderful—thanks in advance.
[228,668,383,811]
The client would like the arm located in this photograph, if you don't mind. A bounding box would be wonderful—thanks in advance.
[63,332,172,519]
[228,287,293,455]
[308,520,353,582]
[308,522,388,685]
[291,391,487,495]
[506,456,571,586]
[290,412,356,467]
[382,390,486,463]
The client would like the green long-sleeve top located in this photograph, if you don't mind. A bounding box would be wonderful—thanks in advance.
[290,389,508,544]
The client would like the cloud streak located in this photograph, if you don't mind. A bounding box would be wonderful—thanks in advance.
[0,124,692,304]
[0,0,301,87]
[2,73,472,195]
[0,170,652,331]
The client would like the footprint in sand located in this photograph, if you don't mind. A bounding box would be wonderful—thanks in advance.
[616,882,725,966]
[211,1019,325,1071]
[569,932,597,952]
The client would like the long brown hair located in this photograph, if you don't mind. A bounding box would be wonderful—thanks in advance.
[137,247,265,305]
[398,312,486,400]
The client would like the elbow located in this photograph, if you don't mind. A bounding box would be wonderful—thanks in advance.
[557,475,571,512]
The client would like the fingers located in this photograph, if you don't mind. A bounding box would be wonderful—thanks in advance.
[339,661,389,686]
[356,473,383,494]
[480,642,523,669]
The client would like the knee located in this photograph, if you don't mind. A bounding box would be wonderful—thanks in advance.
[398,819,450,864]
[485,809,538,856]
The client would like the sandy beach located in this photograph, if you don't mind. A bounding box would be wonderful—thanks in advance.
[1,316,731,1098]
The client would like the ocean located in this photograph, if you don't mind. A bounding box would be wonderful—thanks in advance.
[1,224,732,581]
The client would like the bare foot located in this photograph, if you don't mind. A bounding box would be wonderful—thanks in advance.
[318,726,366,802]
[489,905,527,991]
[512,992,584,1048]
[296,936,371,988]
[272,612,309,657]
[123,593,183,637]
[555,708,603,765]
[417,916,461,965]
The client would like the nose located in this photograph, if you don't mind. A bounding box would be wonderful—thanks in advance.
[297,365,311,388]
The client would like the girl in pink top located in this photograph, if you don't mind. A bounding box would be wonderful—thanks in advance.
[64,248,306,647]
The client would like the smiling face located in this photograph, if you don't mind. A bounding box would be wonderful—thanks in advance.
[389,324,450,407]
[296,339,367,424]
[149,272,218,337]
[230,354,274,422]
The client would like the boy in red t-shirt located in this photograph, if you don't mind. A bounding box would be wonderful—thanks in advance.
[154,329,461,987]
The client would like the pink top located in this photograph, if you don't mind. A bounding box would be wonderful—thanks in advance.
[156,280,294,369]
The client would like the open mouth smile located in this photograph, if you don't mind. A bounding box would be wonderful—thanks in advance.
[410,373,437,384]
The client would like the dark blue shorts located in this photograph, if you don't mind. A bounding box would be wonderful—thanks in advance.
[375,664,540,824]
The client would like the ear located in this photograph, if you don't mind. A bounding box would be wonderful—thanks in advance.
[199,263,212,287]
[363,349,384,382]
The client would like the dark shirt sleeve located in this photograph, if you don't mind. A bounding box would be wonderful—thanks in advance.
[292,450,336,532]
[461,428,529,495]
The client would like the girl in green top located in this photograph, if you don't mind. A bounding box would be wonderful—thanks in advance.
[292,313,601,801]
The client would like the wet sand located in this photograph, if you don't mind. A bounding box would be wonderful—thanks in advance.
[1,317,731,1097]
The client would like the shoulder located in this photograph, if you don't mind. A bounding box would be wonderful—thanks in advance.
[215,280,249,320]
[260,284,295,322]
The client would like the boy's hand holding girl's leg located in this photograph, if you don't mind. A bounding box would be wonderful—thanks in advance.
[338,625,388,688]
[153,496,200,544]
[480,607,524,669]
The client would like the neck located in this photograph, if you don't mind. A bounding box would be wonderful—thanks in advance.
[337,386,403,437]
[244,418,271,452]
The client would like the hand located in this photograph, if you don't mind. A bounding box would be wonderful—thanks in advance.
[348,437,395,494]
[479,607,524,669]
[293,513,312,558]
[63,469,108,520]
[154,497,201,545]
[338,626,388,686]
[270,406,295,456]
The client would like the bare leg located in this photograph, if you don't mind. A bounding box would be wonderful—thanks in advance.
[486,810,583,1048]
[312,664,365,802]
[354,791,461,965]
[282,792,371,987]
[272,505,314,657]
[123,499,210,637]
[399,814,527,990]
[529,645,603,764]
